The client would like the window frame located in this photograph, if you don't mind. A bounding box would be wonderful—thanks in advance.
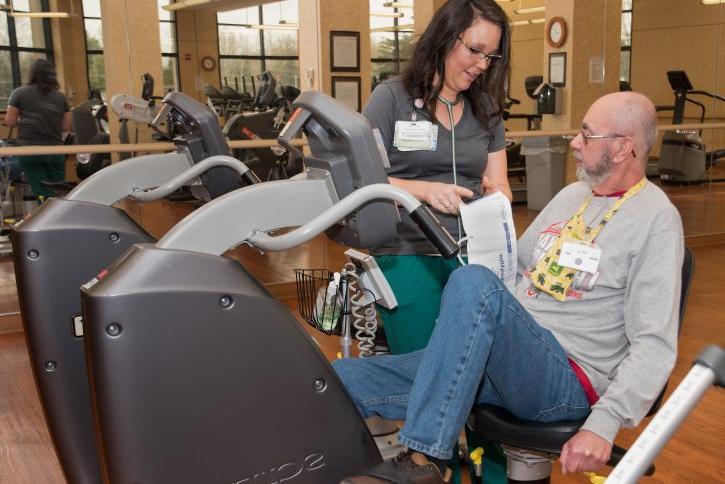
[620,1,633,84]
[159,0,180,93]
[82,0,104,95]
[0,0,56,112]
[370,2,413,90]
[216,2,300,91]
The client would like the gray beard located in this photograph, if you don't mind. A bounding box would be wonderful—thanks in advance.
[576,152,613,187]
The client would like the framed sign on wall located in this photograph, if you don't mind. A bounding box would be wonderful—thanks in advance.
[548,52,567,87]
[331,76,361,112]
[330,31,360,72]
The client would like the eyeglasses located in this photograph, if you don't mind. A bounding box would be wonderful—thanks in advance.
[457,37,501,65]
[564,131,636,158]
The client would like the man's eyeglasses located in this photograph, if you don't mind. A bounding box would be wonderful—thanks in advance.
[457,37,501,65]
[564,131,636,158]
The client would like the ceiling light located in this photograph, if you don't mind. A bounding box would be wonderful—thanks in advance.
[383,2,414,9]
[701,0,725,4]
[9,11,70,17]
[249,24,298,30]
[513,6,546,14]
[370,11,404,17]
[370,23,415,33]
[510,18,545,26]
[5,1,70,18]
[164,0,217,11]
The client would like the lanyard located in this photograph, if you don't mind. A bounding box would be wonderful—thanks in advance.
[439,95,461,241]
[529,177,647,301]
[566,177,647,242]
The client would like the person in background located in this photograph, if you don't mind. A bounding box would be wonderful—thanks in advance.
[4,58,72,200]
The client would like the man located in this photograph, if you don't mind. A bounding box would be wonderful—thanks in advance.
[335,91,684,483]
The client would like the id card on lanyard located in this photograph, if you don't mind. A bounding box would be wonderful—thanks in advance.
[393,120,438,151]
[530,178,647,300]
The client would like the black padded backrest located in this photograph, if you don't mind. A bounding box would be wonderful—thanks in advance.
[254,71,277,109]
[525,76,543,99]
[648,246,695,415]
[72,106,101,145]
[203,84,225,99]
[141,73,154,100]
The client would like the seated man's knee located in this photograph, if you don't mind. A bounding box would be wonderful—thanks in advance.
[447,264,501,294]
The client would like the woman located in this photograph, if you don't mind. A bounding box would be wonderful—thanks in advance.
[365,0,512,355]
[4,58,72,200]
[363,2,512,480]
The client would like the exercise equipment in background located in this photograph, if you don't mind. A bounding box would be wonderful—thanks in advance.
[657,70,725,183]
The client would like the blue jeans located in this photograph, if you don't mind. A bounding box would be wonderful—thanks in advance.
[333,264,591,460]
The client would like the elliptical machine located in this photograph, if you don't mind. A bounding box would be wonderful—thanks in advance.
[110,73,173,160]
[11,91,259,484]
[657,70,725,183]
[72,90,111,180]
[79,91,459,483]
[223,72,302,181]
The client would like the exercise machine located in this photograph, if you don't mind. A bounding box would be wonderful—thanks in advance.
[110,73,173,160]
[658,70,725,183]
[79,91,459,483]
[221,76,254,116]
[504,76,545,204]
[11,91,258,484]
[223,81,301,181]
[71,90,111,180]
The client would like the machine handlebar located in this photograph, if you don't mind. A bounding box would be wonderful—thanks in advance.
[409,206,460,259]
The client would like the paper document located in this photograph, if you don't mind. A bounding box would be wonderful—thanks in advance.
[459,191,517,290]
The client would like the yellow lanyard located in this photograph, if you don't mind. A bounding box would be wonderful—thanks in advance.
[530,178,647,301]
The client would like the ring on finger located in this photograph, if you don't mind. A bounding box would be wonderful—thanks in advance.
[444,200,452,208]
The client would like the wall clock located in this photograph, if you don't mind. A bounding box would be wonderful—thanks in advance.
[546,17,568,49]
[200,56,216,71]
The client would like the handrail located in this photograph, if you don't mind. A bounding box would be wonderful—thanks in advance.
[0,123,723,157]
[0,137,306,156]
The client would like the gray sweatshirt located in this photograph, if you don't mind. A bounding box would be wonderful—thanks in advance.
[514,180,684,443]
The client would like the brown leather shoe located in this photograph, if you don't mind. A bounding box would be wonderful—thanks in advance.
[340,450,452,483]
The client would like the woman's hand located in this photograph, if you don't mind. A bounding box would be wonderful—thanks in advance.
[482,176,513,202]
[482,150,513,202]
[389,178,474,215]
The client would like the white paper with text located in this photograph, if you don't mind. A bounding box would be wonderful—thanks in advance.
[459,191,517,291]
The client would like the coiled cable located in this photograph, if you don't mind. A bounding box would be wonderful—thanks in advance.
[344,262,378,357]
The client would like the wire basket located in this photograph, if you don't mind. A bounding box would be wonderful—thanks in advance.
[295,268,348,336]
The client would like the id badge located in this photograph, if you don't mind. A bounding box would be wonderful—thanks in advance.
[394,121,437,151]
[558,241,601,274]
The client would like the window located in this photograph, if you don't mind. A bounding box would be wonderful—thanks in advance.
[620,0,633,84]
[0,0,55,110]
[216,0,299,95]
[370,0,414,90]
[158,0,179,93]
[82,0,104,96]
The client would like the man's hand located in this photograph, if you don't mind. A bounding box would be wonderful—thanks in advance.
[559,430,612,474]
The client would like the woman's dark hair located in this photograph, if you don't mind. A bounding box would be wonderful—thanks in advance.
[402,0,511,131]
[27,58,60,93]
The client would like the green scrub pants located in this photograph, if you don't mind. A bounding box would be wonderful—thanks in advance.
[18,154,65,199]
[376,254,508,484]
